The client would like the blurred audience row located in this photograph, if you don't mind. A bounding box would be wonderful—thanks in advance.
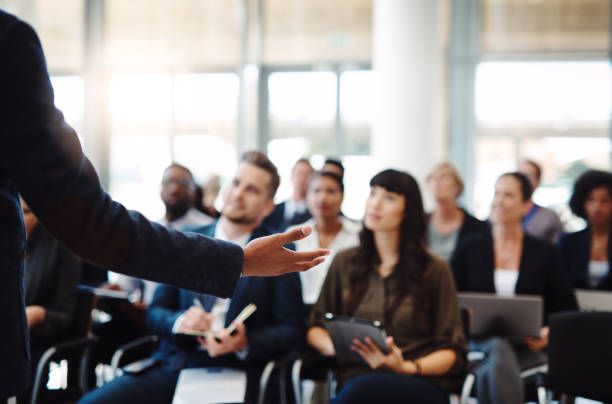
[20,153,612,404]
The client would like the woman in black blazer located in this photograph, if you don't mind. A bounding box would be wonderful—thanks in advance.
[559,170,612,290]
[426,162,488,262]
[451,172,576,404]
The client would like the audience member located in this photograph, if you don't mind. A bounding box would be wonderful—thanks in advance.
[322,158,345,180]
[426,162,488,261]
[559,169,612,290]
[264,158,314,231]
[289,171,360,304]
[518,159,564,243]
[307,169,466,404]
[0,12,327,399]
[78,151,304,404]
[451,172,576,404]
[158,163,214,229]
[19,199,81,402]
[90,163,217,374]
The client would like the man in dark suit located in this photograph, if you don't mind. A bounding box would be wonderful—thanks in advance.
[20,198,82,402]
[0,11,326,399]
[263,158,313,231]
[78,151,304,404]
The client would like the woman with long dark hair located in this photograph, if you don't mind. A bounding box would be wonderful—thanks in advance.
[306,169,466,404]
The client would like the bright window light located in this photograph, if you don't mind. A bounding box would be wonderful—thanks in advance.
[173,134,237,184]
[268,71,337,125]
[340,70,374,126]
[109,75,172,129]
[476,61,611,127]
[50,75,84,141]
[174,73,239,126]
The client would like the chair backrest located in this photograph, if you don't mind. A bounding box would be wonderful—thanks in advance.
[68,288,97,339]
[548,311,612,402]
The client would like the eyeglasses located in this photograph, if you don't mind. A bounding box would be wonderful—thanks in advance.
[162,178,193,188]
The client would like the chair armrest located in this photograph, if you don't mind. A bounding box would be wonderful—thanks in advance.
[110,335,159,376]
[30,336,97,404]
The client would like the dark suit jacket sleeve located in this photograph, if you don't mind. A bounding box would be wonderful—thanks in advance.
[0,15,242,298]
[541,243,578,318]
[244,273,304,364]
[147,284,184,341]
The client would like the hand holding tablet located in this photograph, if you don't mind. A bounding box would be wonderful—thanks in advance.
[324,313,389,365]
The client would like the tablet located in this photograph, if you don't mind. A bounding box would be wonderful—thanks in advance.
[324,313,388,365]
[457,292,543,338]
[575,289,612,312]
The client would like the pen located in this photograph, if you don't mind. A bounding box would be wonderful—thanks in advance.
[193,298,204,310]
[192,298,219,341]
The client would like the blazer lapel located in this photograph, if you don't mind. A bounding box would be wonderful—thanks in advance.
[201,294,216,312]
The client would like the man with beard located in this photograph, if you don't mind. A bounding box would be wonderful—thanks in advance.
[158,164,213,230]
[78,151,304,404]
[91,165,215,373]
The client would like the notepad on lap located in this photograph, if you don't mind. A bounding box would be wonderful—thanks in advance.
[176,303,257,339]
[172,368,246,404]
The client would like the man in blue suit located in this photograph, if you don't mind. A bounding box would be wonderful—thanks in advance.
[78,151,304,404]
[263,158,313,231]
[0,11,326,399]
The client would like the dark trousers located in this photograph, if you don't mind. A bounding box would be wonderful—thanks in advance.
[332,373,448,404]
[78,363,178,404]
[470,337,546,404]
[78,359,264,404]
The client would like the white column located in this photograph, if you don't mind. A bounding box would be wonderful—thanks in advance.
[371,0,442,185]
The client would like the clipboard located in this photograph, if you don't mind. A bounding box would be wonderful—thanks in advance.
[324,313,389,365]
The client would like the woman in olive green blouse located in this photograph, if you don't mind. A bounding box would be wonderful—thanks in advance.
[306,169,467,404]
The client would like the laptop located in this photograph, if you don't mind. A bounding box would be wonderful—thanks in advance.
[457,292,543,338]
[575,289,612,312]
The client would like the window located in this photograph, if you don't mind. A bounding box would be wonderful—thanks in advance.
[268,71,337,154]
[472,61,611,219]
[340,70,373,155]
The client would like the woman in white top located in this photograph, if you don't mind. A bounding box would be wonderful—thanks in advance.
[288,171,360,305]
[450,172,576,404]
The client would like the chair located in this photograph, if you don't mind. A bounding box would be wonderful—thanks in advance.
[108,335,280,404]
[108,334,160,379]
[547,311,612,403]
[457,301,549,404]
[290,349,338,404]
[29,288,98,404]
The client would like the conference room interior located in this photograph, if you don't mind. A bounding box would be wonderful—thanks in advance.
[4,0,612,403]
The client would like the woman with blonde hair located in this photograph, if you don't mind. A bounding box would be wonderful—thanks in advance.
[426,162,487,261]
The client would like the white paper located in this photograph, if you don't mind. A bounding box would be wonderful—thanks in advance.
[172,367,247,404]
